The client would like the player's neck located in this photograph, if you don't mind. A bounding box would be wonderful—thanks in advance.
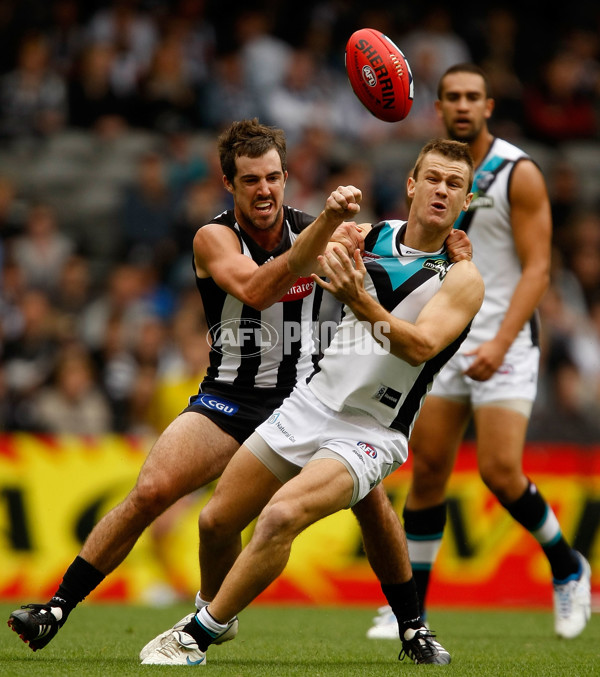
[402,225,448,253]
[469,130,494,168]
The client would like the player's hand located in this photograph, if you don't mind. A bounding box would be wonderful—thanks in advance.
[312,246,366,306]
[463,339,508,381]
[324,185,362,222]
[446,229,472,262]
[329,221,365,257]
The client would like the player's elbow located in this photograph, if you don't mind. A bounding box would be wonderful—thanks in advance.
[397,338,437,366]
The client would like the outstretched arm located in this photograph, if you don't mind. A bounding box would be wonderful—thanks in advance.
[193,186,363,311]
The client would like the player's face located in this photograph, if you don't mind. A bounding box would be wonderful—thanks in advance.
[225,149,288,233]
[407,152,472,231]
[435,72,494,143]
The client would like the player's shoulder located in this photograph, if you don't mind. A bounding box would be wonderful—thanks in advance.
[447,259,483,286]
[284,205,316,232]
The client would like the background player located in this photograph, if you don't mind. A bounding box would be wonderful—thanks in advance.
[367,64,591,642]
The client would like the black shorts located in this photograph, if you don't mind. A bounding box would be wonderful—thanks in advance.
[182,382,293,445]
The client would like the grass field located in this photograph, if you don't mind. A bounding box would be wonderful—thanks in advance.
[1,603,599,676]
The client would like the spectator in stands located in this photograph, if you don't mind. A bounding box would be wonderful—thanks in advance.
[266,48,339,146]
[0,32,67,144]
[523,51,598,145]
[2,288,60,430]
[85,0,158,98]
[118,151,182,270]
[200,49,263,131]
[11,203,74,292]
[31,343,112,435]
[162,0,217,89]
[136,36,199,133]
[45,0,86,80]
[233,10,292,119]
[68,42,135,136]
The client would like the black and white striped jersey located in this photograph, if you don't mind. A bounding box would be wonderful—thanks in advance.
[195,206,320,392]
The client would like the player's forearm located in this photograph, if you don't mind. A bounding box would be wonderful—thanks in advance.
[348,294,434,366]
[238,254,300,310]
[287,210,345,276]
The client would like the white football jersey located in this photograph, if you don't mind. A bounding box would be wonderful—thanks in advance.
[454,137,539,350]
[306,220,470,436]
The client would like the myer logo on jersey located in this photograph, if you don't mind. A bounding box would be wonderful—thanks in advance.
[423,258,450,280]
[210,318,279,357]
[279,277,314,302]
[194,394,239,416]
[357,441,377,458]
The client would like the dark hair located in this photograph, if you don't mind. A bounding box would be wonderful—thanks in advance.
[217,118,287,183]
[437,63,492,100]
[413,138,474,189]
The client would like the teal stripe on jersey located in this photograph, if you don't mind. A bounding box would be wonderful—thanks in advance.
[366,255,436,290]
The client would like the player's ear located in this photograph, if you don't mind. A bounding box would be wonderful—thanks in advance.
[406,175,416,199]
[463,191,474,211]
[484,97,495,120]
[223,175,234,194]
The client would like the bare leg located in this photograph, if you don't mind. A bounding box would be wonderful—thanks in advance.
[353,484,412,584]
[80,413,238,574]
[473,405,529,503]
[198,446,283,600]
[406,396,470,510]
[208,458,354,623]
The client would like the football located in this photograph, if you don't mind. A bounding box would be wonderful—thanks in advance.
[345,28,414,123]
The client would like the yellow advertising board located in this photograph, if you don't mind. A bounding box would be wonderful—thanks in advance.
[0,435,598,608]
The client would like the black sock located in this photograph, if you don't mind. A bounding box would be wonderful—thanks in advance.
[49,556,105,625]
[503,481,579,581]
[403,502,447,615]
[182,616,217,652]
[381,579,423,637]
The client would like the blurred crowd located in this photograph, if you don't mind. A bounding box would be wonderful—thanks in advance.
[0,0,599,442]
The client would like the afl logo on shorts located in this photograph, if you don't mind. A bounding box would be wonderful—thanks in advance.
[196,394,239,416]
[357,441,377,458]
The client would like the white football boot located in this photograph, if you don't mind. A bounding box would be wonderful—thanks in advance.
[366,605,400,639]
[553,551,592,639]
[141,630,207,666]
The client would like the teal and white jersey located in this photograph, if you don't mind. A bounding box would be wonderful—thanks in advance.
[454,137,539,351]
[306,220,470,436]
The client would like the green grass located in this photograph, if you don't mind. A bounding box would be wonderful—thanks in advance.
[1,603,599,676]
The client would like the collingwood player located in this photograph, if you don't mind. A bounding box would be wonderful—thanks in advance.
[140,138,483,666]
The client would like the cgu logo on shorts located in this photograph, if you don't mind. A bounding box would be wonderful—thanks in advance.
[195,394,239,416]
[279,276,314,302]
[210,318,279,357]
[357,441,377,458]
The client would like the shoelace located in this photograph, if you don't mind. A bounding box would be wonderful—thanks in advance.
[399,630,439,662]
[157,636,196,658]
[555,580,575,618]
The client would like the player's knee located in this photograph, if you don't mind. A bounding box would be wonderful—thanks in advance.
[479,460,518,501]
[131,475,179,518]
[411,449,452,490]
[255,501,300,544]
[198,502,236,543]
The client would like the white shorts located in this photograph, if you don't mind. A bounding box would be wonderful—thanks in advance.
[430,342,540,413]
[248,381,408,507]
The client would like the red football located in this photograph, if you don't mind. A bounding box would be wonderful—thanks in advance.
[345,28,414,123]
